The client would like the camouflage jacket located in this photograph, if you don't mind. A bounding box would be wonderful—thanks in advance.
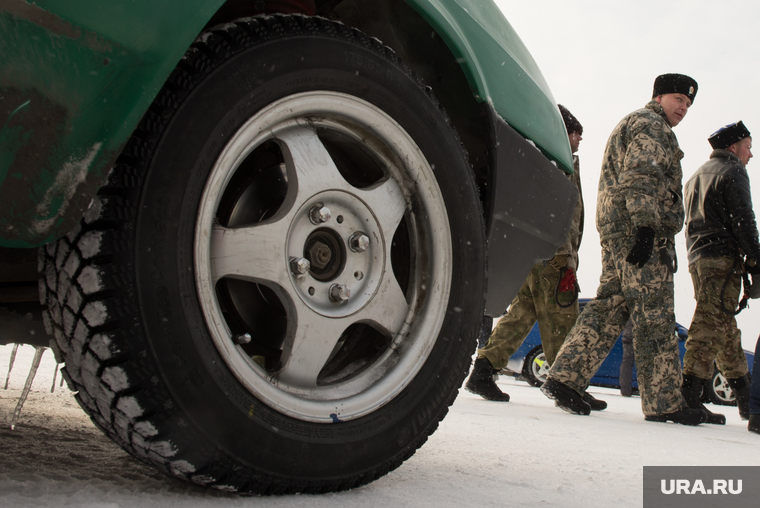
[553,155,584,270]
[684,149,760,266]
[596,100,684,242]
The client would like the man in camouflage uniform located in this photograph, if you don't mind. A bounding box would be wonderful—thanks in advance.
[540,74,707,425]
[682,121,760,424]
[465,105,602,406]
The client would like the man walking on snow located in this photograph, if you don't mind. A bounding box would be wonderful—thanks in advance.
[541,73,707,426]
[681,121,760,424]
[464,105,605,409]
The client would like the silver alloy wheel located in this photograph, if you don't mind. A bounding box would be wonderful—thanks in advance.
[711,372,735,404]
[194,91,452,423]
[532,351,549,385]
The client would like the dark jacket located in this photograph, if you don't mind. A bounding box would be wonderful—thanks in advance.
[684,149,760,266]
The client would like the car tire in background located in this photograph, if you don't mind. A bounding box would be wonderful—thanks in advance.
[522,345,548,387]
[705,370,737,406]
[39,16,485,494]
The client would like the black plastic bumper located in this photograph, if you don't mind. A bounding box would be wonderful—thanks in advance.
[483,107,578,317]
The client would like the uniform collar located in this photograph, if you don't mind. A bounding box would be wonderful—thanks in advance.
[709,149,743,166]
[645,100,670,126]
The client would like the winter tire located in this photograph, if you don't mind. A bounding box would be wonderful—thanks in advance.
[522,345,548,387]
[39,15,485,494]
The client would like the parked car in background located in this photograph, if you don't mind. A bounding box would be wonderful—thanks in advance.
[0,0,577,495]
[503,299,753,406]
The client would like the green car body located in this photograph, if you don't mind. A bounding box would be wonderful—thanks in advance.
[0,0,576,494]
[411,0,571,166]
[0,0,571,248]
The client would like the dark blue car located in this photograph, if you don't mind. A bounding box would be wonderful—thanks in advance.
[503,299,754,406]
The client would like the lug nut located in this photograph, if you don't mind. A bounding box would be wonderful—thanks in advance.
[348,232,370,252]
[290,256,311,276]
[309,204,331,224]
[329,284,351,303]
[233,333,252,345]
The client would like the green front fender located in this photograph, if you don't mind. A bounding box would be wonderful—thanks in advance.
[408,0,573,172]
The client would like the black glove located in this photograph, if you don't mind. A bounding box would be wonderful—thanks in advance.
[625,227,655,268]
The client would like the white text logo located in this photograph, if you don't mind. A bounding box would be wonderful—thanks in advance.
[661,479,742,495]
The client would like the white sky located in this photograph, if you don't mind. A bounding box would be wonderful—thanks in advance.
[496,0,760,353]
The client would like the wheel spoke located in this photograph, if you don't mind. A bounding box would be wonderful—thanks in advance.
[277,127,351,196]
[357,178,408,239]
[209,223,289,286]
[354,274,410,338]
[278,310,348,388]
[277,276,410,389]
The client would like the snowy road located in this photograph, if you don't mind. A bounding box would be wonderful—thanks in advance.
[0,343,755,508]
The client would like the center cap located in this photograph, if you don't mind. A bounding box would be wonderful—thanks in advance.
[305,229,344,281]
[288,190,385,318]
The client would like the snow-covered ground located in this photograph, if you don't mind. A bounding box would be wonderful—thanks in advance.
[0,343,756,508]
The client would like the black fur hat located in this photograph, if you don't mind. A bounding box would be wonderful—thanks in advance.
[652,73,698,103]
[708,121,751,150]
[558,104,583,135]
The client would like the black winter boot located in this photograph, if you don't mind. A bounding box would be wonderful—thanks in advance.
[727,375,751,421]
[465,357,510,401]
[682,374,725,425]
[541,378,591,415]
[645,407,707,426]
[582,391,607,411]
[749,414,760,434]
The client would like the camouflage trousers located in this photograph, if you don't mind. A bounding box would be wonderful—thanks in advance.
[548,236,685,415]
[683,256,749,380]
[478,259,579,370]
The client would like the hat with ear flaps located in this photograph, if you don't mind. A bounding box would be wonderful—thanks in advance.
[652,73,698,104]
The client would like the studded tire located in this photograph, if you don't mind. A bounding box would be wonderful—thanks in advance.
[39,15,485,494]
